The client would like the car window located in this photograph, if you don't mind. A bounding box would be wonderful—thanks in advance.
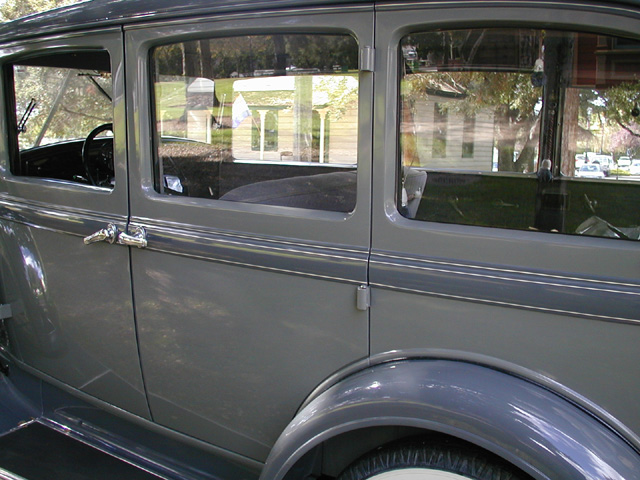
[399,28,640,240]
[9,51,114,188]
[152,34,359,212]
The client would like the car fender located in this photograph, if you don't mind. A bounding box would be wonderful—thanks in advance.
[261,359,640,480]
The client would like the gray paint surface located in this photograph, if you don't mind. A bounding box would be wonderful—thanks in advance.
[0,29,149,418]
[262,360,640,480]
[0,1,638,479]
[123,7,374,462]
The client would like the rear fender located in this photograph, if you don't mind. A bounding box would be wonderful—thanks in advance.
[261,359,639,480]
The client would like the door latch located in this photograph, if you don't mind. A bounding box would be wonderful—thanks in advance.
[83,223,118,245]
[84,224,147,249]
[117,225,147,248]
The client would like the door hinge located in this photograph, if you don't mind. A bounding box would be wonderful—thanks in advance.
[0,304,12,321]
[356,285,371,311]
[360,46,375,72]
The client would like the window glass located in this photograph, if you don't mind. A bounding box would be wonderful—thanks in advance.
[399,29,640,240]
[152,34,359,213]
[10,51,114,187]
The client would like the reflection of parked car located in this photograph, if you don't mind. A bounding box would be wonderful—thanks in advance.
[618,156,631,170]
[593,154,614,176]
[577,164,605,178]
[630,160,640,175]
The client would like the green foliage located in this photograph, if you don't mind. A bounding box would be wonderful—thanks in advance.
[609,169,631,176]
[600,81,640,136]
[15,65,112,149]
[404,71,540,120]
[154,34,358,80]
[0,0,81,22]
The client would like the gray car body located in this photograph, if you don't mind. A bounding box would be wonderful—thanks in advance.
[0,1,639,479]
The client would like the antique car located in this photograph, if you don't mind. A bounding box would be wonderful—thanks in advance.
[0,0,639,479]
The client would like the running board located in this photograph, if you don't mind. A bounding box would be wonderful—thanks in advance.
[0,422,164,480]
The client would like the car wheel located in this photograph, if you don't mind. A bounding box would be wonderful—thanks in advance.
[337,439,529,480]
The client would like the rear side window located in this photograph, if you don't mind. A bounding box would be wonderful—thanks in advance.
[399,28,640,240]
[9,51,114,187]
[152,34,359,213]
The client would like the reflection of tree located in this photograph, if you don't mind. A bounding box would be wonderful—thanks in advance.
[575,82,640,156]
[154,34,358,79]
[601,81,640,138]
[404,71,542,172]
[0,0,79,21]
[313,76,358,121]
[610,123,640,157]
[15,66,112,149]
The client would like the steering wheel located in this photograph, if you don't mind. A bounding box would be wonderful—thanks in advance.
[82,123,114,186]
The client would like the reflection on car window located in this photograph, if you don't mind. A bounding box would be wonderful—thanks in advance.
[399,28,640,240]
[152,34,359,213]
[10,51,115,188]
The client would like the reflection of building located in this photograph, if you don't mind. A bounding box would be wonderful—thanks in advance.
[186,77,216,143]
[231,75,358,164]
[410,94,495,170]
[574,34,640,88]
[157,74,359,164]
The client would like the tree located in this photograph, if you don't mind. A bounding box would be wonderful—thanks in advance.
[610,121,640,157]
[403,70,542,172]
[0,0,81,22]
[402,29,544,173]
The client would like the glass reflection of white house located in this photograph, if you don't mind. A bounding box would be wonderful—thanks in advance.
[231,75,358,165]
[406,87,496,171]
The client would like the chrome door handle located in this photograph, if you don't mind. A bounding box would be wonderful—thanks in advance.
[84,223,118,245]
[117,225,147,249]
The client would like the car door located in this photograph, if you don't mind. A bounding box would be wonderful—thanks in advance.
[0,30,149,418]
[370,2,640,445]
[125,7,373,461]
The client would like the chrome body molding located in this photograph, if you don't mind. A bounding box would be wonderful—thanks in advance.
[370,251,640,325]
[0,195,127,238]
[0,197,366,284]
[2,364,263,479]
[132,217,369,285]
[262,360,640,480]
[0,467,28,480]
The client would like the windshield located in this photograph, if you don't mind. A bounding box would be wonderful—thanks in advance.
[13,54,112,150]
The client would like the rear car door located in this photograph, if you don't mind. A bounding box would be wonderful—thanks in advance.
[0,30,149,418]
[370,1,640,446]
[125,6,373,461]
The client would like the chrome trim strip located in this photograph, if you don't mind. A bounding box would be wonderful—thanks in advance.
[13,359,263,475]
[0,197,366,283]
[0,196,127,238]
[0,467,28,480]
[37,418,176,480]
[131,218,369,285]
[371,252,640,325]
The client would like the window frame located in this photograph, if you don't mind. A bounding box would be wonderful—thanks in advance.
[125,8,374,245]
[0,28,127,214]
